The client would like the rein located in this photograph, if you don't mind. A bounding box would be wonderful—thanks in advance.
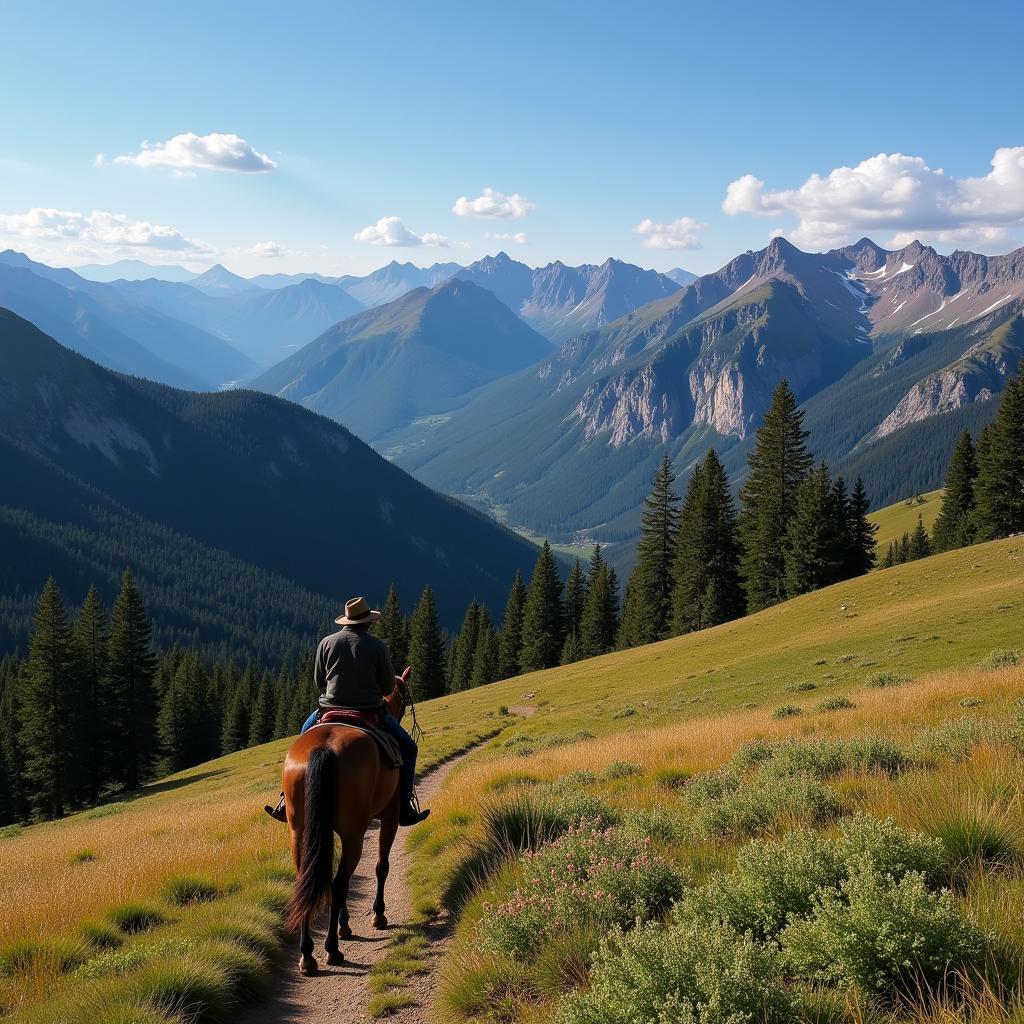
[402,685,423,744]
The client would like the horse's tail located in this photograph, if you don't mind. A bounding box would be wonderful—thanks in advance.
[285,744,336,932]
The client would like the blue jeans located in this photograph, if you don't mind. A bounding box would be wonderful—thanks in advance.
[302,709,417,805]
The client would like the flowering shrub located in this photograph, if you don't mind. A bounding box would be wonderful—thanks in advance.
[835,814,945,882]
[480,819,683,958]
[555,905,793,1024]
[781,867,984,992]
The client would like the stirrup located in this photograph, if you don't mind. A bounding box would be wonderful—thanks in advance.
[399,792,430,826]
[264,797,287,823]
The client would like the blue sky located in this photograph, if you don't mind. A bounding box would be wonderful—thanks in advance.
[1,0,1022,276]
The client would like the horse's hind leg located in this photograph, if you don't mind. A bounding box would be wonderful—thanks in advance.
[325,833,363,961]
[289,823,318,975]
[373,805,400,929]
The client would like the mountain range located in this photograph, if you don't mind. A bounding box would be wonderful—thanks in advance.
[385,236,1024,554]
[0,308,540,647]
[252,278,553,440]
[456,252,684,342]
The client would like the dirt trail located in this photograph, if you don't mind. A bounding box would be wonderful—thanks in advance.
[241,751,471,1024]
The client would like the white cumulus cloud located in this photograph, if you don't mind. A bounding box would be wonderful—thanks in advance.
[353,216,461,248]
[0,207,215,258]
[632,216,707,250]
[486,231,529,244]
[452,187,535,219]
[114,132,276,174]
[722,147,1024,250]
[248,240,289,258]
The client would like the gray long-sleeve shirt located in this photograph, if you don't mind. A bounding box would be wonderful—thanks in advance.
[314,626,395,711]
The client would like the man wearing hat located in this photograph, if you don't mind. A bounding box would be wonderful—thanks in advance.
[265,597,429,826]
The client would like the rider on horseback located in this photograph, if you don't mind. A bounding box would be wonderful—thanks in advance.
[266,596,430,827]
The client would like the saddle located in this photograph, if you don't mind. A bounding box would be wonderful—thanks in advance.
[310,709,403,769]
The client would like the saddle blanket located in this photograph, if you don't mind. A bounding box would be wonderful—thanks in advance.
[309,711,403,769]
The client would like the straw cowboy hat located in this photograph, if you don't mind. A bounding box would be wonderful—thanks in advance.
[335,596,381,626]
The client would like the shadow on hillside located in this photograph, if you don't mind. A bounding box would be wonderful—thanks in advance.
[94,769,231,813]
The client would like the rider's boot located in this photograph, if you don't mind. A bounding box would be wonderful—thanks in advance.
[399,801,430,827]
[264,793,287,823]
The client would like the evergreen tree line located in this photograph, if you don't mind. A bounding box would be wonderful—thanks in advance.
[0,570,322,826]
[402,380,879,689]
[925,364,1024,556]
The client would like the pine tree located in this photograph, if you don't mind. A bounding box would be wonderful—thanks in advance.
[560,630,582,665]
[273,665,297,739]
[220,673,251,755]
[784,464,845,596]
[373,585,409,672]
[289,664,318,733]
[448,601,483,692]
[408,585,446,700]
[18,579,78,818]
[497,572,527,680]
[670,449,744,635]
[0,660,24,824]
[563,560,587,643]
[580,546,620,658]
[70,585,109,805]
[621,454,680,646]
[469,609,499,688]
[248,670,276,746]
[519,542,565,672]
[931,430,978,552]
[974,372,1024,539]
[158,652,216,772]
[909,514,932,560]
[897,532,911,563]
[107,570,158,790]
[845,476,877,576]
[739,380,813,611]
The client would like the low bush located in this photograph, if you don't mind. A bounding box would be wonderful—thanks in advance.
[787,681,818,692]
[978,649,1020,671]
[865,671,911,688]
[653,767,691,790]
[781,866,984,993]
[773,704,802,719]
[602,761,639,780]
[106,902,169,935]
[162,874,224,907]
[913,716,1012,763]
[684,773,842,839]
[555,905,793,1024]
[692,829,843,938]
[751,736,914,781]
[817,696,856,712]
[836,814,946,883]
[479,819,683,958]
[75,939,192,980]
[484,771,540,794]
[203,939,269,1004]
[612,706,637,719]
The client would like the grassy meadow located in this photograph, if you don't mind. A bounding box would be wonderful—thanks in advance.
[869,489,944,551]
[1,535,1022,1022]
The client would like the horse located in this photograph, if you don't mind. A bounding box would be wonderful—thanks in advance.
[282,674,410,975]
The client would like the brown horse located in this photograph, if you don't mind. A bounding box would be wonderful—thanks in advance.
[282,677,409,974]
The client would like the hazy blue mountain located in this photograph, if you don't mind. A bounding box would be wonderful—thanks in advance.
[456,252,682,342]
[72,258,199,283]
[336,260,463,307]
[189,263,260,295]
[0,308,540,629]
[253,278,553,440]
[247,271,338,289]
[111,276,364,369]
[665,267,698,286]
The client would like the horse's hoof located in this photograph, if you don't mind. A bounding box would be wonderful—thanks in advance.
[299,956,318,975]
[338,925,353,940]
[373,914,388,930]
[326,950,345,966]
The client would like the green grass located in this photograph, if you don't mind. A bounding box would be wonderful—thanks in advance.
[868,488,943,551]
